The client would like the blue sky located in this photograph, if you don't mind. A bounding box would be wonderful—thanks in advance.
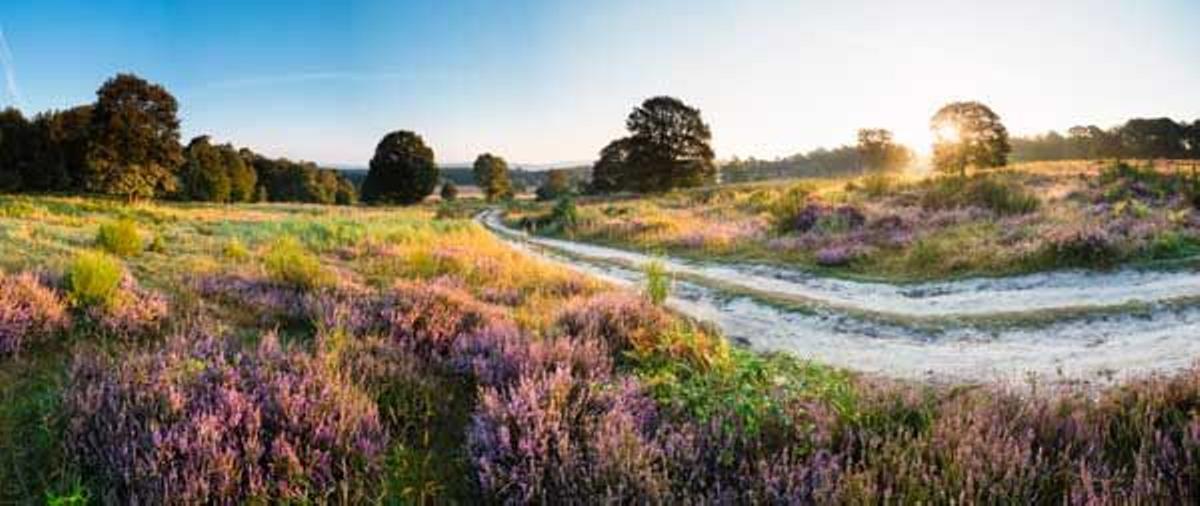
[2,0,1198,165]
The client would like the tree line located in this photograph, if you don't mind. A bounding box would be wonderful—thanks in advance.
[1010,118,1200,162]
[0,73,355,204]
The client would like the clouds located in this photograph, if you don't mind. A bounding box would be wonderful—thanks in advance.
[0,25,20,108]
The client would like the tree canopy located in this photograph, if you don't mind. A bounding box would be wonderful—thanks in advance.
[856,129,912,172]
[930,101,1010,177]
[473,153,512,202]
[362,130,438,205]
[591,96,716,193]
[85,73,184,200]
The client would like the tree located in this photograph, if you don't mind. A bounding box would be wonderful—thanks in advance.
[1186,120,1200,159]
[361,130,437,205]
[535,169,572,201]
[222,143,256,202]
[440,181,459,201]
[84,74,183,200]
[1119,118,1186,159]
[0,108,32,191]
[589,137,633,193]
[856,128,912,172]
[473,153,511,202]
[29,106,93,191]
[930,101,1010,177]
[181,136,231,202]
[625,96,716,192]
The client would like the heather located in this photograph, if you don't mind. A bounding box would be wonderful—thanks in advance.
[63,332,388,504]
[509,160,1200,281]
[0,272,69,356]
[5,196,1200,503]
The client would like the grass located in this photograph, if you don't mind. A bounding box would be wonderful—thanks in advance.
[507,160,1200,281]
[4,193,1200,502]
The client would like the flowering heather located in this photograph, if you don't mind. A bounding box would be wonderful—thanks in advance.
[555,292,673,356]
[470,369,672,503]
[381,279,517,359]
[0,271,69,356]
[64,332,388,504]
[85,273,168,341]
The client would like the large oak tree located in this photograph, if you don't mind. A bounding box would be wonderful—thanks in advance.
[473,153,512,202]
[592,96,716,193]
[930,101,1010,177]
[84,74,183,200]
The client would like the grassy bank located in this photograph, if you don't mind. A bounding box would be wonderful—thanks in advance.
[509,160,1200,282]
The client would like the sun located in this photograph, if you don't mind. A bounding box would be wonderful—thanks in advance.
[933,122,961,144]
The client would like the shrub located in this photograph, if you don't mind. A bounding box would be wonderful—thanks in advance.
[470,371,671,503]
[768,184,814,231]
[263,236,332,290]
[1041,224,1119,268]
[921,174,1039,216]
[776,204,865,235]
[223,238,250,261]
[556,292,673,358]
[64,333,388,504]
[95,219,143,257]
[860,172,893,197]
[64,251,123,308]
[551,196,578,231]
[0,272,69,356]
[86,274,168,341]
[382,280,517,359]
[643,260,671,305]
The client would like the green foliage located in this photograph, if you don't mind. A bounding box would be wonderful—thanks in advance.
[362,130,438,205]
[181,136,231,202]
[857,128,913,172]
[930,101,1011,177]
[66,251,123,308]
[921,174,1039,215]
[768,183,815,231]
[95,219,143,257]
[147,233,166,253]
[535,169,572,201]
[83,74,183,200]
[642,259,671,305]
[859,172,894,197]
[473,153,512,202]
[551,195,578,231]
[223,238,250,261]
[439,181,459,201]
[592,96,716,193]
[262,236,332,290]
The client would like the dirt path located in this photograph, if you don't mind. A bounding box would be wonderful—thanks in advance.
[482,210,1200,383]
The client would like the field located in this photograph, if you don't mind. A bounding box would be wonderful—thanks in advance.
[3,191,1200,503]
[510,160,1200,281]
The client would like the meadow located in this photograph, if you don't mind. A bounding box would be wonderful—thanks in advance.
[2,192,1200,503]
[510,160,1200,281]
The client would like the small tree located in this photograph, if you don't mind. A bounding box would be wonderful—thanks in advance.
[535,169,572,201]
[222,143,256,202]
[473,153,511,202]
[930,101,1010,177]
[440,181,459,201]
[361,130,438,205]
[856,128,912,172]
[84,74,183,200]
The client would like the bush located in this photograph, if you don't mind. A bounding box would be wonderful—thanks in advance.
[86,274,168,341]
[1041,224,1119,268]
[776,204,865,235]
[643,260,671,306]
[921,174,1039,216]
[263,236,332,290]
[0,272,69,356]
[551,196,578,231]
[65,251,123,308]
[64,333,388,504]
[223,238,250,261]
[556,292,673,358]
[95,219,143,257]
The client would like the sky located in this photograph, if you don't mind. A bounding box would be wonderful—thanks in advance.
[1,0,1198,166]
